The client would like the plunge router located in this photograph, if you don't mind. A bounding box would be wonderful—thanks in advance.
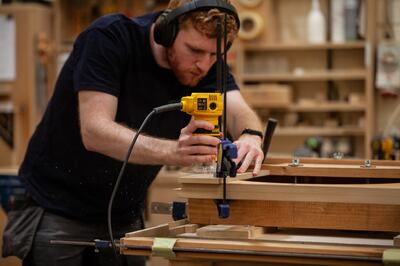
[181,92,223,136]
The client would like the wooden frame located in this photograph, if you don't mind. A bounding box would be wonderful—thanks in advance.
[178,158,400,232]
[121,219,394,266]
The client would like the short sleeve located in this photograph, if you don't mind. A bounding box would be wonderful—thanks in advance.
[73,28,126,97]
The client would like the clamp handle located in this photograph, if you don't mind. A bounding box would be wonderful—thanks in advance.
[263,118,278,162]
[216,201,230,219]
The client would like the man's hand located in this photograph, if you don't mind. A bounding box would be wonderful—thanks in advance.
[172,119,220,166]
[234,134,264,176]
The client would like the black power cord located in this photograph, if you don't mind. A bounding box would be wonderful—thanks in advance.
[107,102,182,256]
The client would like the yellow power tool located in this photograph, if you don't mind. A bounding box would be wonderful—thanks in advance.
[181,92,223,136]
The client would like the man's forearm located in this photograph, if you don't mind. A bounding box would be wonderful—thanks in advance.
[82,118,177,165]
[226,91,263,140]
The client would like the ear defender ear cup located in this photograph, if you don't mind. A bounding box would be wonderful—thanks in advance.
[153,0,240,48]
[154,9,178,47]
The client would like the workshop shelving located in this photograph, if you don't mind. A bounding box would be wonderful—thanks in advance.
[254,102,366,112]
[51,0,378,159]
[242,69,368,82]
[232,0,376,158]
[242,41,367,50]
[0,4,53,166]
[275,126,365,136]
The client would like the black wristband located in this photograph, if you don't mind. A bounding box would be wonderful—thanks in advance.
[241,128,263,139]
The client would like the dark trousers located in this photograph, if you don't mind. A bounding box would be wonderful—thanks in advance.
[3,204,146,266]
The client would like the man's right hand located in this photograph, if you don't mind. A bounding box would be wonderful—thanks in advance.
[172,119,220,166]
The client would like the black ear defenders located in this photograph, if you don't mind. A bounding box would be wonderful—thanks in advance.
[154,0,240,47]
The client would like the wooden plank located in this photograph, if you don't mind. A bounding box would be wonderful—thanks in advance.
[242,69,367,82]
[265,157,400,167]
[255,233,393,247]
[187,199,400,232]
[178,170,269,184]
[169,261,212,266]
[288,102,366,112]
[125,219,187,237]
[179,231,393,247]
[262,163,400,179]
[178,180,400,205]
[242,42,366,50]
[170,224,199,236]
[274,127,365,136]
[171,260,379,266]
[121,222,392,265]
[196,225,264,240]
[148,253,381,266]
[121,236,385,258]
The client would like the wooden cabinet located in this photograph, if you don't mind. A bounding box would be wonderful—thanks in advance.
[232,0,377,159]
[0,4,53,166]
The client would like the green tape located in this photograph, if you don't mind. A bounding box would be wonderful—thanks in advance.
[151,238,177,258]
[383,249,400,265]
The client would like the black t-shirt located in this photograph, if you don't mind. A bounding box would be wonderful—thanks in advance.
[20,12,238,223]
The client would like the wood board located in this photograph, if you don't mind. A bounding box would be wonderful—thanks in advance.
[121,220,393,266]
[178,158,400,232]
[187,198,400,232]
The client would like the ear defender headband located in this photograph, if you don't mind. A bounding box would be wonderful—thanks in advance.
[154,0,240,47]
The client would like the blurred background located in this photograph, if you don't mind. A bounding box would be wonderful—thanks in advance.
[0,0,399,265]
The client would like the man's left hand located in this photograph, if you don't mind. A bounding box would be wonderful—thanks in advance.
[234,134,264,176]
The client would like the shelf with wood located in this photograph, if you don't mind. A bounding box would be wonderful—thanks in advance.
[242,41,366,51]
[231,0,376,159]
[252,102,366,112]
[242,69,367,82]
[275,126,365,137]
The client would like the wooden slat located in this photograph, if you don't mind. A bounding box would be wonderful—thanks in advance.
[259,158,400,178]
[262,163,400,179]
[121,220,390,265]
[121,235,385,258]
[170,260,380,266]
[265,157,400,167]
[242,41,366,50]
[242,69,367,82]
[178,180,400,205]
[127,251,383,266]
[125,219,187,237]
[196,225,264,240]
[275,126,365,136]
[187,199,400,232]
[178,170,269,184]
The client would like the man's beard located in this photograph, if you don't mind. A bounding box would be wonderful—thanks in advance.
[166,48,205,87]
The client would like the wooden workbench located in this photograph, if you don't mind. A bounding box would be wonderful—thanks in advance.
[121,158,400,265]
